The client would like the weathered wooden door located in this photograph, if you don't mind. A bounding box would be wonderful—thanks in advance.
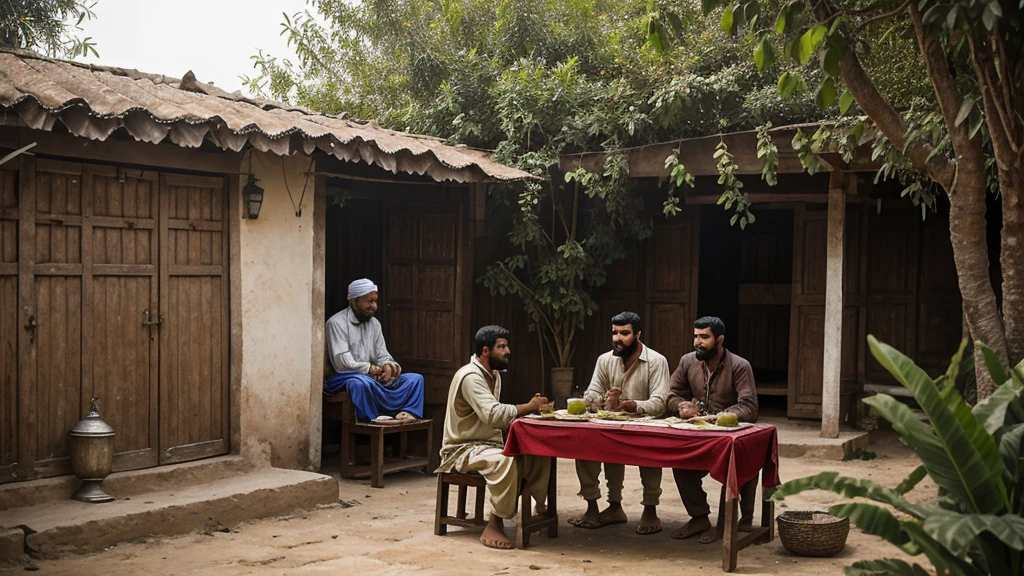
[0,164,19,482]
[158,174,230,464]
[3,158,228,482]
[383,201,464,405]
[787,205,863,418]
[645,209,700,366]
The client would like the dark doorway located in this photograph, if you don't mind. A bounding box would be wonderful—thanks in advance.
[697,206,794,410]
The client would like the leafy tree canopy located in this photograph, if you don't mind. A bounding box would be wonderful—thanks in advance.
[0,0,98,58]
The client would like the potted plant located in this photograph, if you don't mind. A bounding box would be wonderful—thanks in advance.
[480,154,652,404]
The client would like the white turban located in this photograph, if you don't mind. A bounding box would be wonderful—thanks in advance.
[347,278,378,300]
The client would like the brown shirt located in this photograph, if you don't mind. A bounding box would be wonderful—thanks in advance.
[666,349,758,422]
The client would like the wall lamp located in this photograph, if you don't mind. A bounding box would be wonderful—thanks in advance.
[242,173,265,219]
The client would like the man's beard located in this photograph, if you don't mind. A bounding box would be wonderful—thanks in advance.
[353,309,374,323]
[489,351,510,370]
[694,342,717,361]
[613,340,638,358]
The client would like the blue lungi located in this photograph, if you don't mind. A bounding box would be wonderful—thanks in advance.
[324,371,425,421]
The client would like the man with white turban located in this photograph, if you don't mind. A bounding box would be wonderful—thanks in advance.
[324,278,425,423]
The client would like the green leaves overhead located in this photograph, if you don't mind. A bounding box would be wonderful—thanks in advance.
[754,36,776,74]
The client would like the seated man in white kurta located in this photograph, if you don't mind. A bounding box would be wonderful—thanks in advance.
[324,278,424,423]
[437,325,551,549]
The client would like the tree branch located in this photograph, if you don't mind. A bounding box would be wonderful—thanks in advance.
[854,0,913,33]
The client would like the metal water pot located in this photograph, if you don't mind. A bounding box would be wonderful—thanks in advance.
[69,397,115,503]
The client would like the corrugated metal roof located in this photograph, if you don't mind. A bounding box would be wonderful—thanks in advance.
[0,47,536,183]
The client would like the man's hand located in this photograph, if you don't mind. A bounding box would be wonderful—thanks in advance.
[368,365,383,379]
[620,399,638,413]
[604,387,623,411]
[678,401,699,419]
[527,393,550,412]
[380,364,395,382]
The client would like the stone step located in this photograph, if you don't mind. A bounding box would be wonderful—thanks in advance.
[1,466,338,559]
[0,455,253,510]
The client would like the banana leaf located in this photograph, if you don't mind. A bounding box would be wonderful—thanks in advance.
[1000,424,1024,480]
[921,512,1024,554]
[980,344,1010,385]
[773,470,930,518]
[864,393,1002,514]
[940,338,971,390]
[901,521,985,576]
[895,464,928,495]
[974,377,1024,435]
[869,337,1008,513]
[829,502,913,551]
[845,559,931,576]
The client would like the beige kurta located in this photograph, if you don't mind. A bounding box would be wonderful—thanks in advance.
[438,358,549,519]
[582,343,671,415]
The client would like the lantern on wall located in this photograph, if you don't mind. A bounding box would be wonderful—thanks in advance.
[242,173,265,219]
[69,397,116,503]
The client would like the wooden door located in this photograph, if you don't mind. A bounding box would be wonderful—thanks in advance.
[865,207,920,381]
[383,201,464,405]
[86,167,161,471]
[0,164,18,482]
[787,205,863,418]
[645,210,700,366]
[18,157,86,479]
[158,174,230,464]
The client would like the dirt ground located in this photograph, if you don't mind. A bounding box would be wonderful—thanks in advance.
[2,433,933,576]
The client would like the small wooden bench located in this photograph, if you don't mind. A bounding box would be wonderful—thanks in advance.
[323,391,436,488]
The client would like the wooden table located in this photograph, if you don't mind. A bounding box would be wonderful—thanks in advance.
[503,418,779,572]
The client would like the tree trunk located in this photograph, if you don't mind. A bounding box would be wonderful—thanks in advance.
[998,161,1024,367]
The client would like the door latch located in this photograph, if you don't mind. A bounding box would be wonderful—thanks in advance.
[24,314,37,343]
[142,309,163,326]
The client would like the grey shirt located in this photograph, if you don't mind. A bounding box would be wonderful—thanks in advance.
[326,307,398,375]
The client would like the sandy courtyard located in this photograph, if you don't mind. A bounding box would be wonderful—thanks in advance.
[2,433,932,575]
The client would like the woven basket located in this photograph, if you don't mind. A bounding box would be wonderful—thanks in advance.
[777,511,849,557]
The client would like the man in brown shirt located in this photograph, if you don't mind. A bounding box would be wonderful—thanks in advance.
[666,316,759,544]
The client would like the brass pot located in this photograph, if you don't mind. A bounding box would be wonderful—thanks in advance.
[69,397,115,503]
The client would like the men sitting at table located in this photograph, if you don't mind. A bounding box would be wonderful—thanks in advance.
[437,325,552,550]
[667,315,759,544]
[324,278,425,423]
[569,311,671,535]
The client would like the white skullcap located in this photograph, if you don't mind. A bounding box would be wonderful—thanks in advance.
[347,278,378,300]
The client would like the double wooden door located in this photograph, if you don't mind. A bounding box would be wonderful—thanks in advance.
[1,157,229,483]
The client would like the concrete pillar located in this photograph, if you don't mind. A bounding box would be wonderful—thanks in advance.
[821,170,846,438]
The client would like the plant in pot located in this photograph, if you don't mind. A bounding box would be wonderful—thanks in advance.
[480,153,653,405]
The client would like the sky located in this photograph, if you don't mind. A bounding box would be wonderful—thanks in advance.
[69,0,312,95]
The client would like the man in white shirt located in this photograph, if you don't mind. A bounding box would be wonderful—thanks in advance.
[324,278,424,423]
[568,311,671,536]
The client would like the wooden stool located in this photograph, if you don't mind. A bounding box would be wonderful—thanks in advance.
[323,391,436,488]
[434,472,488,535]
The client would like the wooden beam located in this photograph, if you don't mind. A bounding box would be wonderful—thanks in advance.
[821,170,846,438]
[558,125,880,179]
[11,127,243,174]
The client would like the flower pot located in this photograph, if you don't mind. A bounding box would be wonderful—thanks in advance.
[550,367,575,407]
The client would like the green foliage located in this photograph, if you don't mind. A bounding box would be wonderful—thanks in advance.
[773,337,1024,574]
[713,139,753,229]
[0,0,98,58]
[246,0,835,370]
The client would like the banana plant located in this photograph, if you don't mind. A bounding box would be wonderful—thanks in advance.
[774,336,1024,575]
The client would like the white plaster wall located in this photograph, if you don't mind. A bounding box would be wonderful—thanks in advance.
[237,152,317,470]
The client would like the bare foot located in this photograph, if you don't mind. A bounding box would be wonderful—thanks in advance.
[671,515,712,540]
[480,515,513,550]
[395,411,417,423]
[636,505,661,535]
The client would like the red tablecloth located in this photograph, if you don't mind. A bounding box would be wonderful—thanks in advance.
[503,419,780,500]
